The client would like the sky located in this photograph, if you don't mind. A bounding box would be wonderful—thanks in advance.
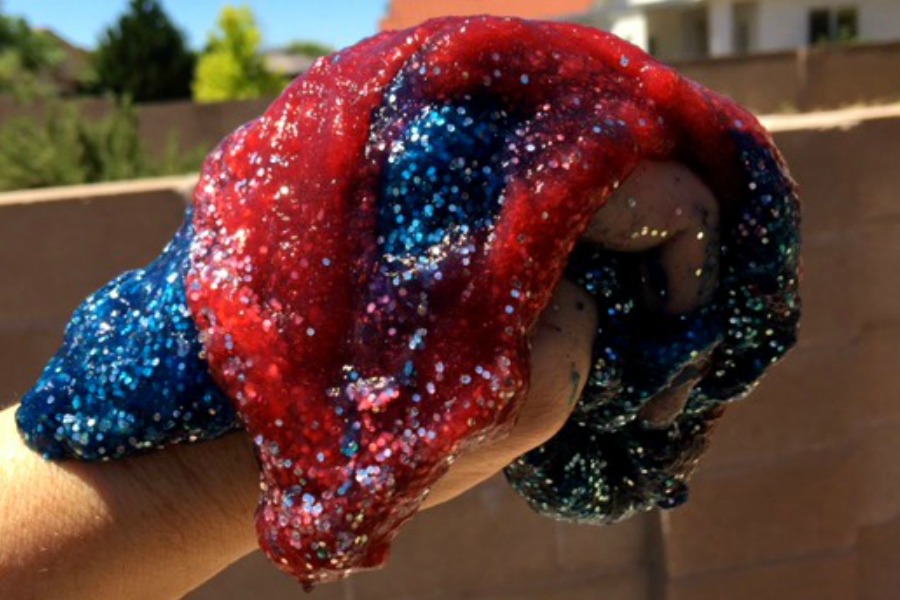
[3,0,388,51]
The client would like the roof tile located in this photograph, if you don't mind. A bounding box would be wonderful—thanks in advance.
[380,0,594,31]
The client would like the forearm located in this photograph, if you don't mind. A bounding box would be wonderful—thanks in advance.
[0,406,259,600]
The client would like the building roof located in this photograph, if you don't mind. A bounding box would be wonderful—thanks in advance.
[263,51,318,78]
[380,0,595,31]
[34,28,90,94]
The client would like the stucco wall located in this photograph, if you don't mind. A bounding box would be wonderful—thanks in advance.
[1,108,899,599]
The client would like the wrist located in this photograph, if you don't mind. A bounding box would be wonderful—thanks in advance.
[1,406,260,600]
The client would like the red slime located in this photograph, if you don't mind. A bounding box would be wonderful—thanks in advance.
[187,16,779,584]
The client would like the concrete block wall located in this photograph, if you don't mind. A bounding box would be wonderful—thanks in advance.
[2,42,899,169]
[677,41,900,114]
[0,179,192,402]
[1,111,898,599]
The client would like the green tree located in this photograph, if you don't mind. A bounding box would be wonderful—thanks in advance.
[192,5,285,103]
[93,0,194,102]
[0,4,63,97]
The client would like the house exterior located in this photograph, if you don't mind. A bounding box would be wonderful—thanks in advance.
[34,29,90,95]
[263,51,317,79]
[573,0,900,61]
[380,0,900,61]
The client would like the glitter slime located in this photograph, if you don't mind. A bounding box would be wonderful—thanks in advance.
[16,17,800,586]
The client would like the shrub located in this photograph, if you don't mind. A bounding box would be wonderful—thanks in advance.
[0,100,205,191]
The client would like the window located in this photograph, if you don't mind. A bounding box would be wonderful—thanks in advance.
[681,8,709,58]
[808,7,859,45]
[835,8,859,42]
[733,2,759,54]
[809,9,831,44]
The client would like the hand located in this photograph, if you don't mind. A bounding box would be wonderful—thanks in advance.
[0,161,719,600]
[426,160,719,507]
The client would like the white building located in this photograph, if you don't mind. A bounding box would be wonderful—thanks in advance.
[571,0,900,61]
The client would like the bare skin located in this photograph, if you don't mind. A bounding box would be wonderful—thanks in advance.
[0,161,718,600]
[585,161,720,315]
[429,161,718,502]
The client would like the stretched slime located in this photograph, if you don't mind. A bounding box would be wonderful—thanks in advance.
[16,17,800,586]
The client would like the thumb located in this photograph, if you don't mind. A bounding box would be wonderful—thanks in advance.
[422,279,596,509]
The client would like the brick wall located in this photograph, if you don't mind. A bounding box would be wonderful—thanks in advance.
[1,112,898,599]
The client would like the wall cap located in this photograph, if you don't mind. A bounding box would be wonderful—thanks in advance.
[761,102,900,132]
[0,175,197,208]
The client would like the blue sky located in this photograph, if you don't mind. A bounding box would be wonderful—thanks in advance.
[4,1,388,51]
